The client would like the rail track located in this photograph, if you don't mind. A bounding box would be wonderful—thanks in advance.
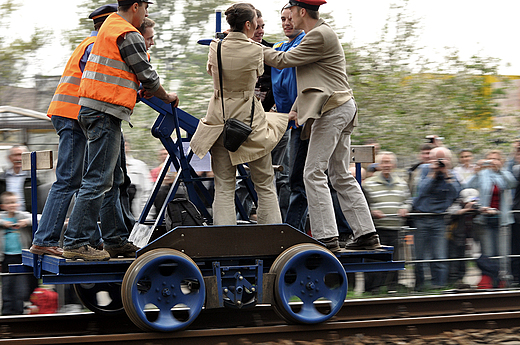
[2,290,520,344]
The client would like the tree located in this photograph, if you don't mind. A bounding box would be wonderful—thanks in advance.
[0,1,46,92]
[344,3,512,159]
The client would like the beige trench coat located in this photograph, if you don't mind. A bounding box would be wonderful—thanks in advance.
[191,32,288,166]
[263,18,356,139]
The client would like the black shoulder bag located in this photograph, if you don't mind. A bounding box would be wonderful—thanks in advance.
[217,39,255,152]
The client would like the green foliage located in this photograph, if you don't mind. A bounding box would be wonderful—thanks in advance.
[135,0,231,164]
[64,0,107,50]
[128,0,232,165]
[344,3,513,158]
[0,0,46,89]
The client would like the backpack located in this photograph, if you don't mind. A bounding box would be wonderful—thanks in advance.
[29,288,58,314]
[165,197,205,230]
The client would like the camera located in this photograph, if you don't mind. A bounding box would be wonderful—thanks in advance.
[482,160,492,167]
[437,158,445,168]
[471,203,481,210]
[215,32,227,39]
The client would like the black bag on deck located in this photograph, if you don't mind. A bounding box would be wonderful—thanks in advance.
[165,198,205,230]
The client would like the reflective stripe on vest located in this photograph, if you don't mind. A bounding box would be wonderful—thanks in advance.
[81,54,139,90]
[47,36,96,119]
[79,13,140,110]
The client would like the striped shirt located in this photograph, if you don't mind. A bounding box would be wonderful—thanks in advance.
[363,172,412,230]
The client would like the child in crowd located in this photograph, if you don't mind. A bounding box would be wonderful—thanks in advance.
[0,191,32,315]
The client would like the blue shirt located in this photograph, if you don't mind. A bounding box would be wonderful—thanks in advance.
[2,216,21,255]
[271,31,305,120]
[79,31,98,73]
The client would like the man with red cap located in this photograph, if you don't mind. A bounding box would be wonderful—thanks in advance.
[62,0,179,261]
[29,4,119,257]
[263,0,381,251]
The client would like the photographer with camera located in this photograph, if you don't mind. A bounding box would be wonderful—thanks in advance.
[412,147,461,291]
[466,150,516,259]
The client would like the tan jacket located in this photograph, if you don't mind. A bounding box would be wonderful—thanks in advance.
[263,18,356,139]
[191,32,287,165]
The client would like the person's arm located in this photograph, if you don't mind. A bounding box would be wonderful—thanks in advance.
[80,42,94,72]
[119,32,179,105]
[263,29,324,69]
[207,42,215,76]
[499,169,518,189]
[16,211,32,228]
[446,177,461,203]
[400,183,413,215]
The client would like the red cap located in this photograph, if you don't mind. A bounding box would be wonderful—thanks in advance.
[284,0,327,11]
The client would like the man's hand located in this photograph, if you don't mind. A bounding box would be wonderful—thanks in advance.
[481,206,498,215]
[139,88,153,99]
[150,85,180,107]
[288,110,299,127]
[2,221,13,229]
[398,208,408,218]
[14,219,29,229]
[164,92,180,107]
[371,210,385,219]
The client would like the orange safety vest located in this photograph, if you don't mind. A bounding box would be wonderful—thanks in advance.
[47,36,97,119]
[79,13,140,110]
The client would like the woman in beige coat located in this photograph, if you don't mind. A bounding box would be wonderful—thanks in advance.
[191,3,287,225]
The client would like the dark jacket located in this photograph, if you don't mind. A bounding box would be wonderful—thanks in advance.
[0,170,38,214]
[256,39,275,112]
[413,165,461,214]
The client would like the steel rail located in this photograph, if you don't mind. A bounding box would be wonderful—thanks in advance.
[1,291,520,343]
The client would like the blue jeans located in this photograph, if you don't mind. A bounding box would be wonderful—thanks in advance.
[33,116,87,247]
[63,107,128,250]
[285,127,308,231]
[271,130,290,220]
[483,215,500,257]
[414,215,448,289]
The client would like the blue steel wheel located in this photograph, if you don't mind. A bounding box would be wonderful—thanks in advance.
[74,283,123,314]
[269,243,347,324]
[121,249,205,332]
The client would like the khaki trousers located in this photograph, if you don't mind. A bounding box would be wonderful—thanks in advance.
[211,135,282,225]
[304,99,375,240]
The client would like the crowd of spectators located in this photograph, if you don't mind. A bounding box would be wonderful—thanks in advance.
[361,137,520,292]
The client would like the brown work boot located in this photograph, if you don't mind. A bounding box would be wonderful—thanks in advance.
[63,245,110,261]
[320,236,341,253]
[106,242,139,258]
[29,245,64,256]
[344,233,382,250]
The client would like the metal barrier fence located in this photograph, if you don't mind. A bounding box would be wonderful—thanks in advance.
[387,210,520,291]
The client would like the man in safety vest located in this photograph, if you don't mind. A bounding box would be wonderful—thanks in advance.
[62,0,179,261]
[29,4,119,257]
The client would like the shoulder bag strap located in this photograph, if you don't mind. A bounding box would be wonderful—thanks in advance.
[216,40,226,122]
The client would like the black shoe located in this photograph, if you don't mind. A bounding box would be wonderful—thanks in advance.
[106,242,140,258]
[344,233,381,250]
[320,237,341,252]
